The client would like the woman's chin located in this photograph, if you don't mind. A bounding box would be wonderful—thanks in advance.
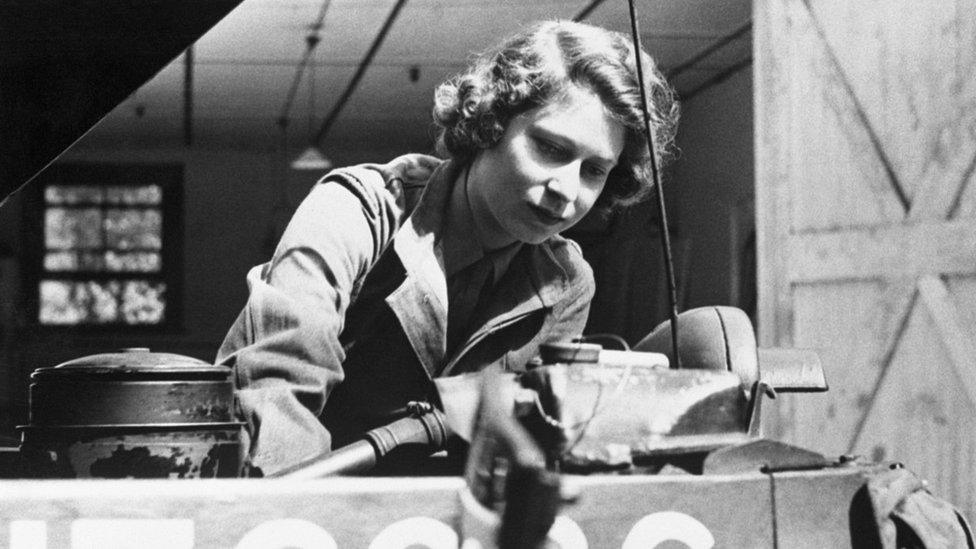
[510,224,559,245]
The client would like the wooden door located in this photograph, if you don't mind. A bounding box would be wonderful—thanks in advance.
[755,0,976,519]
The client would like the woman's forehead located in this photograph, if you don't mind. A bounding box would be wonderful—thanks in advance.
[524,86,625,161]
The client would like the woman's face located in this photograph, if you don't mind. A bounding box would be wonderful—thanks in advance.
[467,85,626,249]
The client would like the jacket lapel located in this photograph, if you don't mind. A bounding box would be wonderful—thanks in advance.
[439,244,568,376]
[383,159,571,379]
[385,162,455,378]
[478,246,566,329]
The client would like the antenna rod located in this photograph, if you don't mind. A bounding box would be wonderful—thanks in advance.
[625,0,682,368]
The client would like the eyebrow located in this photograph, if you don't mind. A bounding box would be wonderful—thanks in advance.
[531,126,618,167]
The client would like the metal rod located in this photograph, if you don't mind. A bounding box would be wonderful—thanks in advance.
[680,56,752,101]
[276,38,318,128]
[572,0,608,22]
[313,0,409,146]
[666,20,751,80]
[183,45,194,146]
[626,0,682,369]
[275,0,332,127]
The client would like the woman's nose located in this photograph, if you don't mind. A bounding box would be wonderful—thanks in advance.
[544,165,581,203]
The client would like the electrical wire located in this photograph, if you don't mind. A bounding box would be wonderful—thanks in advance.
[312,0,409,146]
[276,0,333,128]
[572,0,608,22]
[665,20,752,80]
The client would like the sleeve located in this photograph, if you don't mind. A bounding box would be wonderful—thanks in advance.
[216,165,406,475]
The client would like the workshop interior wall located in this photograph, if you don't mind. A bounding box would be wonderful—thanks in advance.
[0,77,757,438]
[0,145,384,434]
[571,68,754,345]
[670,68,755,316]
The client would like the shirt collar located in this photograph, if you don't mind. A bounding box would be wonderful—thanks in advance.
[441,166,522,284]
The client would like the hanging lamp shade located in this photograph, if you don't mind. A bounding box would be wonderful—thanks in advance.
[291,145,332,171]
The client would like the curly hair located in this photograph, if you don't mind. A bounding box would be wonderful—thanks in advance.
[432,20,679,211]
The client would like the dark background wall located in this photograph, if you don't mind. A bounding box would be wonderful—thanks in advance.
[673,69,755,315]
[0,70,754,439]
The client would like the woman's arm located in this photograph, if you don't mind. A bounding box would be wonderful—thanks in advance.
[217,154,439,475]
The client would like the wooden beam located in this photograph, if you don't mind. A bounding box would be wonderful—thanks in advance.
[787,219,976,283]
[845,283,918,452]
[798,0,910,213]
[917,275,976,407]
[909,149,976,222]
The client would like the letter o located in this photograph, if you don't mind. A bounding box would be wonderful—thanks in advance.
[236,519,338,549]
[368,516,458,549]
[547,515,588,549]
[621,511,715,549]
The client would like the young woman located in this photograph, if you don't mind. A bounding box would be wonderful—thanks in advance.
[217,20,679,475]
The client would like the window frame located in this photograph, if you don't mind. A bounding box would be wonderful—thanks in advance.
[22,162,185,332]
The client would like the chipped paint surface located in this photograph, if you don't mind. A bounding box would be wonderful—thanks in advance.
[22,428,242,478]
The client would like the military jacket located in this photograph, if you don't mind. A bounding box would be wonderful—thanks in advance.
[216,159,594,474]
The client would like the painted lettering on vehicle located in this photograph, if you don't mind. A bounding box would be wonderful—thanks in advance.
[7,511,714,548]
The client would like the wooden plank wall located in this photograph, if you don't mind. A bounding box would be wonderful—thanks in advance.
[755,0,976,521]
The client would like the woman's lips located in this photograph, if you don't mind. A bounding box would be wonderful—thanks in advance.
[528,204,566,225]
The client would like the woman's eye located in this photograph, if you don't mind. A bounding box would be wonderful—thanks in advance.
[583,163,608,179]
[535,139,564,158]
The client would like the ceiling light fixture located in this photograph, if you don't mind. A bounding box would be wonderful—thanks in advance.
[291,145,332,170]
[290,31,332,171]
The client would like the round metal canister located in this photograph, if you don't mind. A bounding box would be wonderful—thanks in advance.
[17,348,245,479]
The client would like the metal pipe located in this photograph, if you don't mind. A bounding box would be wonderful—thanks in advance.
[183,45,194,146]
[680,56,752,101]
[270,405,448,479]
[275,0,332,127]
[272,440,378,479]
[312,0,409,146]
[572,0,608,22]
[666,20,751,80]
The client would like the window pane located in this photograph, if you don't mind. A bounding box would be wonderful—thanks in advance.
[38,280,120,324]
[45,208,103,249]
[105,209,162,250]
[89,281,120,322]
[105,185,162,205]
[121,280,166,324]
[105,251,161,272]
[78,252,106,271]
[45,185,104,205]
[44,251,78,271]
[44,251,112,272]
[39,280,84,324]
[36,170,178,328]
